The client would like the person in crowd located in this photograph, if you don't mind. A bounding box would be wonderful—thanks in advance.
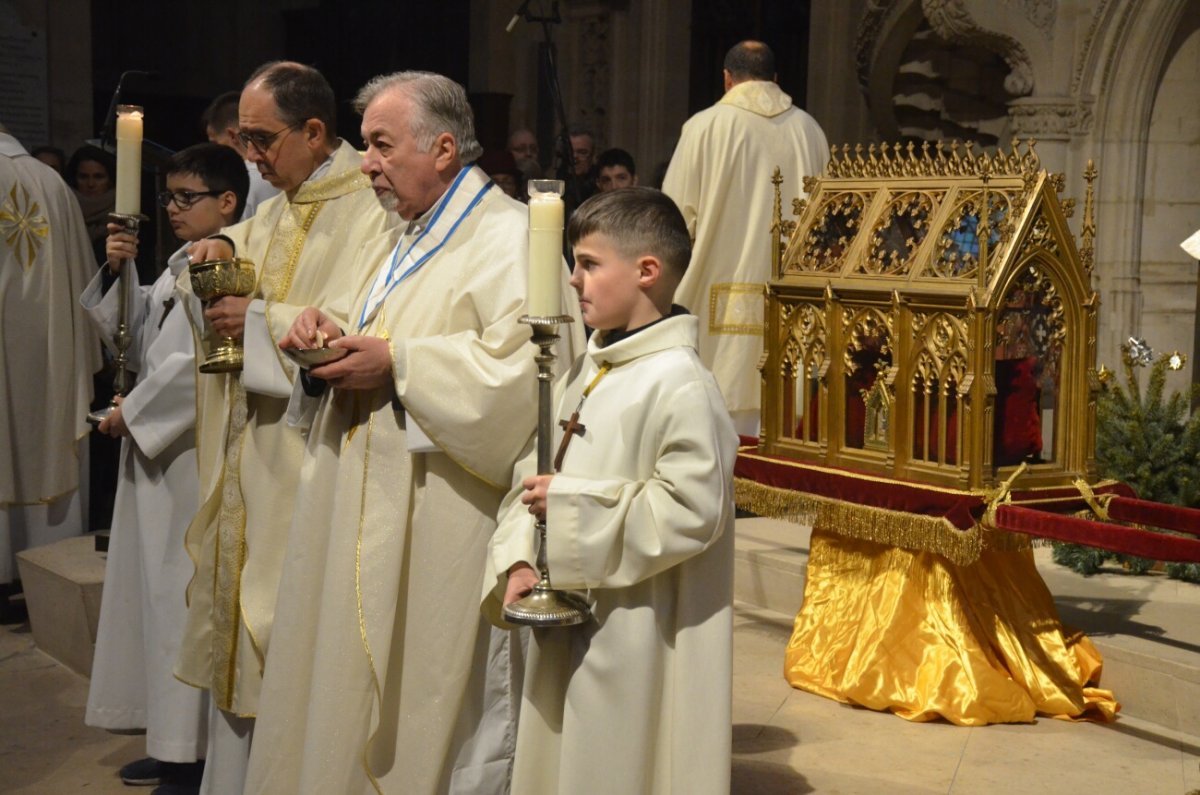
[31,145,65,174]
[202,90,280,218]
[478,147,525,200]
[595,147,638,192]
[65,144,117,264]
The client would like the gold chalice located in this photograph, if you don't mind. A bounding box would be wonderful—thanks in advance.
[190,257,257,374]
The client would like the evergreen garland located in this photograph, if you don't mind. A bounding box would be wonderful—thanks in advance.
[1051,352,1200,583]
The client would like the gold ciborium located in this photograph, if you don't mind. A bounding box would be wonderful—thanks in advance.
[189,257,257,373]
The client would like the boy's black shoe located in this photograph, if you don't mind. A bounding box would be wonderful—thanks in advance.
[120,758,166,786]
[119,758,204,787]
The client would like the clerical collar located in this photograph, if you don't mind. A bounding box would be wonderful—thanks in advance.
[598,304,689,347]
[404,202,437,238]
[304,146,339,184]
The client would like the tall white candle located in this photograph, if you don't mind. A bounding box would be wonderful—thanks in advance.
[527,181,565,317]
[114,105,143,215]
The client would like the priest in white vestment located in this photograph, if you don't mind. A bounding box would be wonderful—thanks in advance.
[83,143,251,787]
[662,40,829,435]
[242,71,581,795]
[0,126,98,588]
[174,63,394,795]
[484,188,738,794]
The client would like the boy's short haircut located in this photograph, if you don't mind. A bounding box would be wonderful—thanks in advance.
[596,147,636,176]
[167,143,251,220]
[567,187,691,278]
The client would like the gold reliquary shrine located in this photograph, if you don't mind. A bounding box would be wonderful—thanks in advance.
[761,139,1101,490]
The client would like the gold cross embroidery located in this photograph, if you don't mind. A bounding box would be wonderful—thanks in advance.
[0,182,50,270]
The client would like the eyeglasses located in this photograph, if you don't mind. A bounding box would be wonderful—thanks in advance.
[157,189,222,210]
[236,123,300,153]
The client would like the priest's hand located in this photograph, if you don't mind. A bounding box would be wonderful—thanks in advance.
[310,336,393,391]
[504,562,539,606]
[104,223,138,273]
[187,237,234,264]
[98,396,129,438]
[205,296,251,340]
[279,307,343,350]
[520,475,554,520]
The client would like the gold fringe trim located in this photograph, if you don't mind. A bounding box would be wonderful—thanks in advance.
[735,477,983,565]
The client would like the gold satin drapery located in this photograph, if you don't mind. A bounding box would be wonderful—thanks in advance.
[785,528,1118,725]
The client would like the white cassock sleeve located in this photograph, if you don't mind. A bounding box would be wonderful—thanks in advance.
[79,266,151,372]
[243,298,295,397]
[542,379,736,591]
[120,303,197,459]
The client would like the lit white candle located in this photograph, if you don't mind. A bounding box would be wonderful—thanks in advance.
[114,105,143,215]
[527,181,565,317]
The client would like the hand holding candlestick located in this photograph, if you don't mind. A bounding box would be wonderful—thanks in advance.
[503,179,591,627]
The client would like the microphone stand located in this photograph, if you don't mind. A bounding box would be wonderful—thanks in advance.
[511,1,587,213]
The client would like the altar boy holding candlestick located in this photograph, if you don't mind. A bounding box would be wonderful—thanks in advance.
[83,142,248,788]
[485,187,738,795]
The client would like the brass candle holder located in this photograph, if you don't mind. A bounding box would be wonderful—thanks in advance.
[88,212,146,427]
[189,257,257,373]
[503,314,592,627]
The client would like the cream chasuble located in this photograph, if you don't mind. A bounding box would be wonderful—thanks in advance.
[485,314,738,795]
[175,141,394,716]
[662,81,828,429]
[0,134,98,582]
[244,171,583,795]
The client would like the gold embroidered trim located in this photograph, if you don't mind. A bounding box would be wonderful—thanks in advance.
[708,282,766,336]
[294,166,370,204]
[212,378,249,712]
[353,412,386,794]
[734,476,983,565]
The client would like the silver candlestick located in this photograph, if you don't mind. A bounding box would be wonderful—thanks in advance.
[88,212,146,427]
[503,314,591,627]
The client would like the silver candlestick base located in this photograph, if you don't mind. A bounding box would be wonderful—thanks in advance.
[503,313,591,628]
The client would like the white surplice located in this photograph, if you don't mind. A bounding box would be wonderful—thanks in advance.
[662,80,828,433]
[485,313,738,795]
[243,168,583,795]
[0,133,98,583]
[81,247,207,762]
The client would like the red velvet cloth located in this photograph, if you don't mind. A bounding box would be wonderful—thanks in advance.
[1108,497,1200,538]
[996,505,1200,562]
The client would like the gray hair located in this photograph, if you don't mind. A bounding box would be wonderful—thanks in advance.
[354,71,482,164]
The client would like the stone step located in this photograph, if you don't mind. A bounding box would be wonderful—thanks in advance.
[732,516,1200,737]
[15,534,106,677]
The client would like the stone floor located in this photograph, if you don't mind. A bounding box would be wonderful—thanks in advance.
[3,515,1200,794]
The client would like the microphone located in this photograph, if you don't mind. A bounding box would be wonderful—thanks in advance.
[506,0,532,33]
[100,70,159,148]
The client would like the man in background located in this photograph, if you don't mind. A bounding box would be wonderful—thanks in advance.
[202,91,280,218]
[663,40,828,435]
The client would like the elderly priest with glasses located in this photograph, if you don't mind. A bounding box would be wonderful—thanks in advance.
[173,60,394,795]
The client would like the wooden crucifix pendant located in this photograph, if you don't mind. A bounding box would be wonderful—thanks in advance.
[553,411,586,472]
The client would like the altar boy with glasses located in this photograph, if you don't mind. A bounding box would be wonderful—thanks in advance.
[82,142,247,792]
[485,187,738,794]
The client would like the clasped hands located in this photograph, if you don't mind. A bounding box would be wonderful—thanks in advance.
[280,307,394,391]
